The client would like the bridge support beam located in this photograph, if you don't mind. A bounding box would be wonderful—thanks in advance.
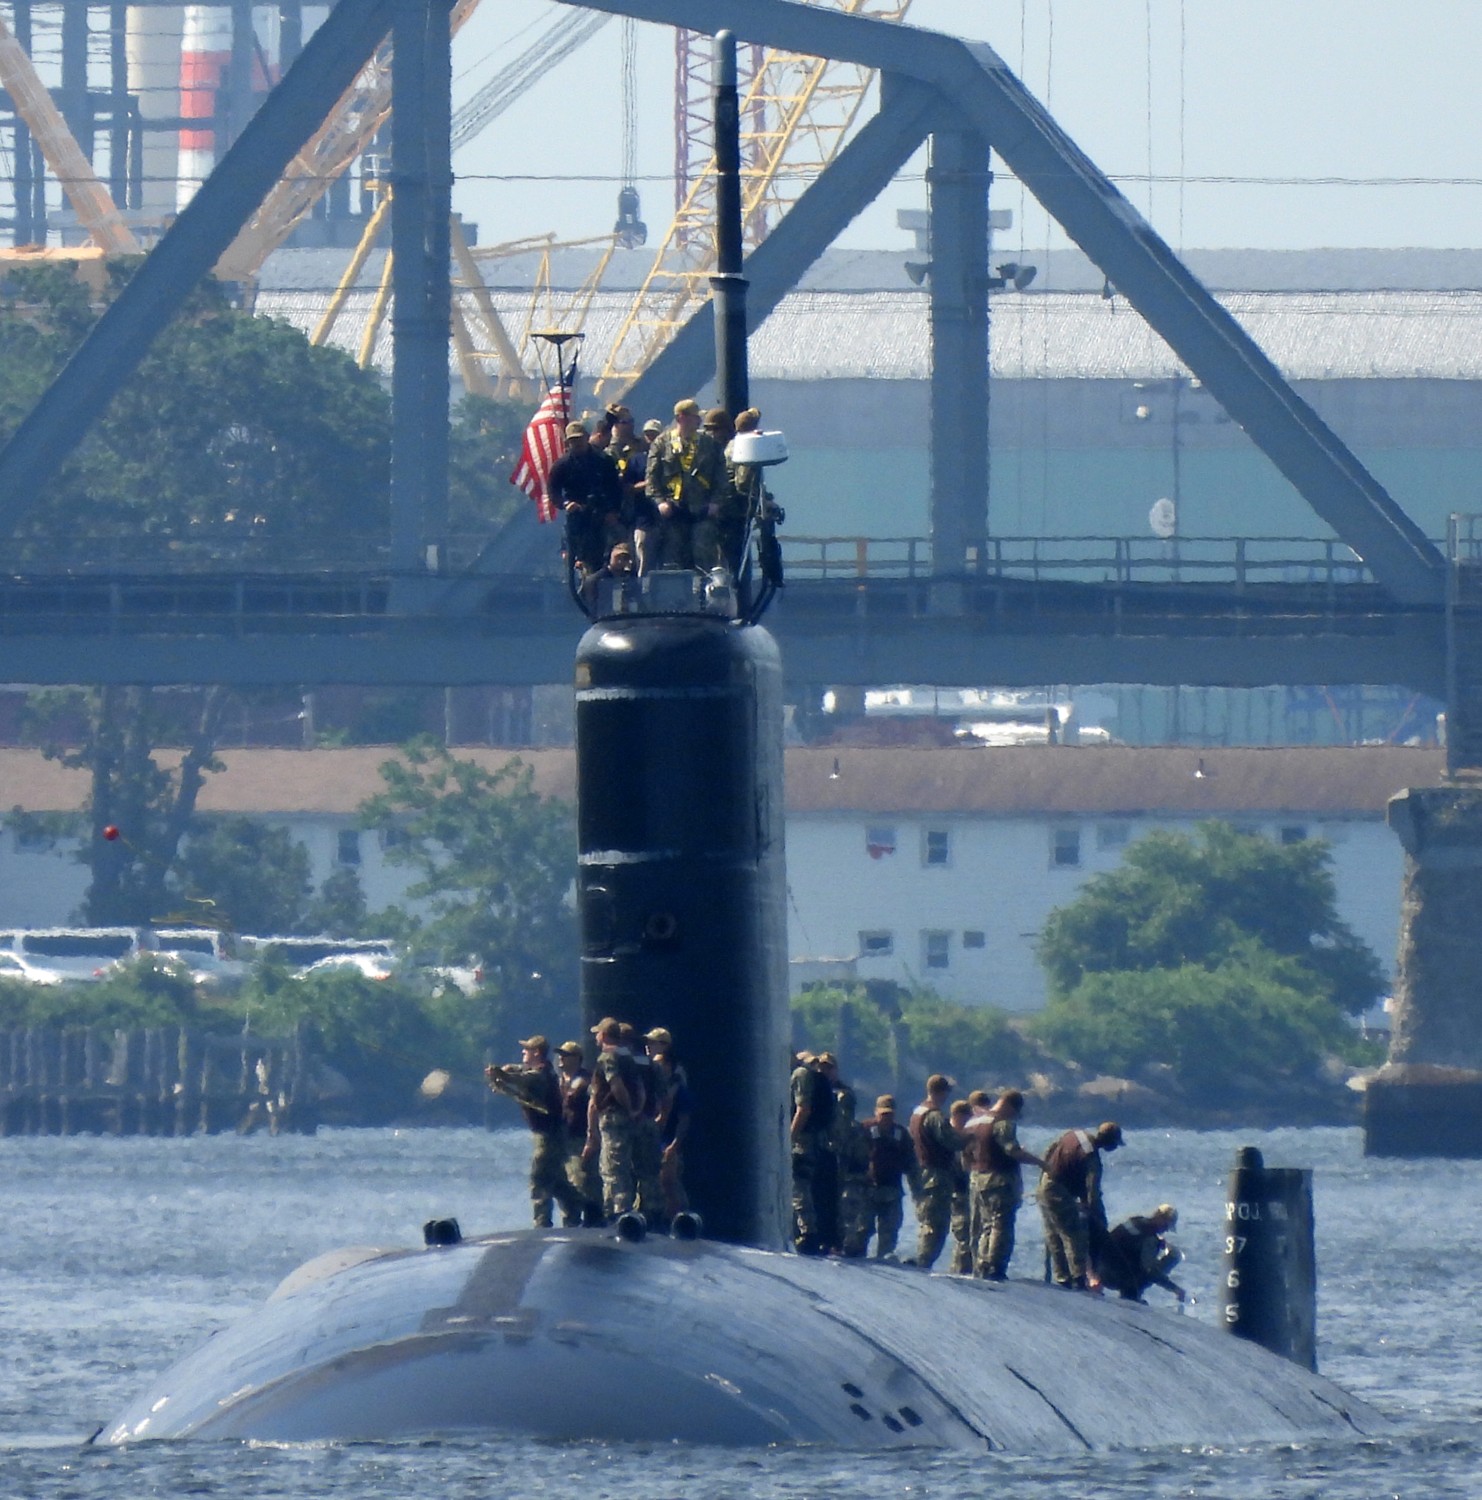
[389,0,453,598]
[925,126,989,587]
[1365,786,1482,1157]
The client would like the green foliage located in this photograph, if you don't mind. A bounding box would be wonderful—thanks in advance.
[305,866,372,938]
[0,955,203,1030]
[359,742,579,1051]
[449,394,529,533]
[174,815,314,936]
[1030,957,1362,1095]
[792,983,1021,1090]
[793,985,893,1074]
[1038,821,1385,1016]
[26,685,231,925]
[236,962,480,1122]
[0,268,390,562]
[901,991,1023,1084]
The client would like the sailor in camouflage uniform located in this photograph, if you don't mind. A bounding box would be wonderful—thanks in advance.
[947,1098,975,1274]
[909,1074,969,1269]
[834,1084,872,1257]
[485,1036,588,1228]
[582,1017,645,1217]
[555,1040,603,1225]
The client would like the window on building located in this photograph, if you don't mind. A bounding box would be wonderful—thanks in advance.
[1051,827,1082,868]
[962,930,986,949]
[859,931,894,958]
[380,825,410,852]
[922,828,951,866]
[922,930,951,969]
[1279,824,1309,846]
[336,829,362,866]
[1096,822,1130,851]
[865,825,897,860]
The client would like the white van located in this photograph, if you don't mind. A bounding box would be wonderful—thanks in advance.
[5,927,152,981]
[239,936,398,980]
[154,927,250,989]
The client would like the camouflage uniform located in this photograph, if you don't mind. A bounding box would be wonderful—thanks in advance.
[863,1115,914,1258]
[591,1047,641,1217]
[1037,1127,1110,1288]
[948,1120,973,1274]
[972,1116,1028,1279]
[789,1061,834,1250]
[490,1058,587,1228]
[835,1095,871,1258]
[632,1049,667,1228]
[643,424,729,569]
[910,1099,967,1269]
[559,1064,602,1223]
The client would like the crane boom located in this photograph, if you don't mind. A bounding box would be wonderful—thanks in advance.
[595,0,910,398]
[451,8,612,153]
[0,12,140,255]
[214,0,482,285]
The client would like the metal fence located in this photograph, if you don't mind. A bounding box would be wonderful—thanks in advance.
[780,534,1379,589]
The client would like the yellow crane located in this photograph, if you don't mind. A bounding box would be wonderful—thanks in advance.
[594,0,912,399]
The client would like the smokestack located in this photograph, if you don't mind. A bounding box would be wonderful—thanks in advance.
[127,7,185,219]
[177,6,231,211]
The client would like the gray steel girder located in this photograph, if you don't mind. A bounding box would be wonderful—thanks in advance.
[0,613,1442,693]
[621,74,938,417]
[0,0,395,528]
[560,0,1446,608]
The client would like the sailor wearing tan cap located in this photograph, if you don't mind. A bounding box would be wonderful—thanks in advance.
[862,1094,916,1260]
[555,1040,603,1225]
[582,1017,646,1218]
[642,397,729,569]
[484,1035,588,1228]
[909,1073,969,1269]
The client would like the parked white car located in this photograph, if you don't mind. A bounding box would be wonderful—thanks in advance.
[241,936,399,981]
[0,950,66,985]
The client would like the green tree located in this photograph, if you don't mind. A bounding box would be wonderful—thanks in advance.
[237,963,479,1123]
[26,686,230,925]
[360,742,578,1050]
[0,266,393,564]
[1038,821,1385,1015]
[173,815,314,935]
[448,393,530,534]
[1030,954,1366,1095]
[305,866,372,937]
[792,983,1021,1092]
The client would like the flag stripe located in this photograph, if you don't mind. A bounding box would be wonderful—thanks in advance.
[509,384,571,523]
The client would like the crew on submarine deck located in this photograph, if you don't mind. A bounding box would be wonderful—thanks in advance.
[492,1031,1183,1299]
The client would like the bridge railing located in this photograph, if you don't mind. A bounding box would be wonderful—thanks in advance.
[780,534,1378,588]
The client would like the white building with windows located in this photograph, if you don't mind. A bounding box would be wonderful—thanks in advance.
[0,744,1441,1012]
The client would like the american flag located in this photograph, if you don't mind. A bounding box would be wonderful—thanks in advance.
[509,384,571,523]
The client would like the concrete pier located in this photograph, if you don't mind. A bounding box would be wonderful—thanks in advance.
[1365,785,1482,1155]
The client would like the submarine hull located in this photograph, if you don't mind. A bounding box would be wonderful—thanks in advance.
[98,1230,1380,1450]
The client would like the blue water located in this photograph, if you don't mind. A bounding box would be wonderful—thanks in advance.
[2,1125,1478,1497]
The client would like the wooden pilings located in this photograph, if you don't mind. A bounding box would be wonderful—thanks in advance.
[0,1025,318,1136]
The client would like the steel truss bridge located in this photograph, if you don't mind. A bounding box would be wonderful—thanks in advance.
[0,0,1472,758]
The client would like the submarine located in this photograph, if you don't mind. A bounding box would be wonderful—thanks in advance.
[95,32,1382,1451]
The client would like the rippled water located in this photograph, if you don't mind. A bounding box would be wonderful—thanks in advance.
[3,1125,1479,1498]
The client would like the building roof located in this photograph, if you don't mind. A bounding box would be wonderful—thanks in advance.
[261,245,1482,296]
[0,745,1444,820]
[254,283,1482,385]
